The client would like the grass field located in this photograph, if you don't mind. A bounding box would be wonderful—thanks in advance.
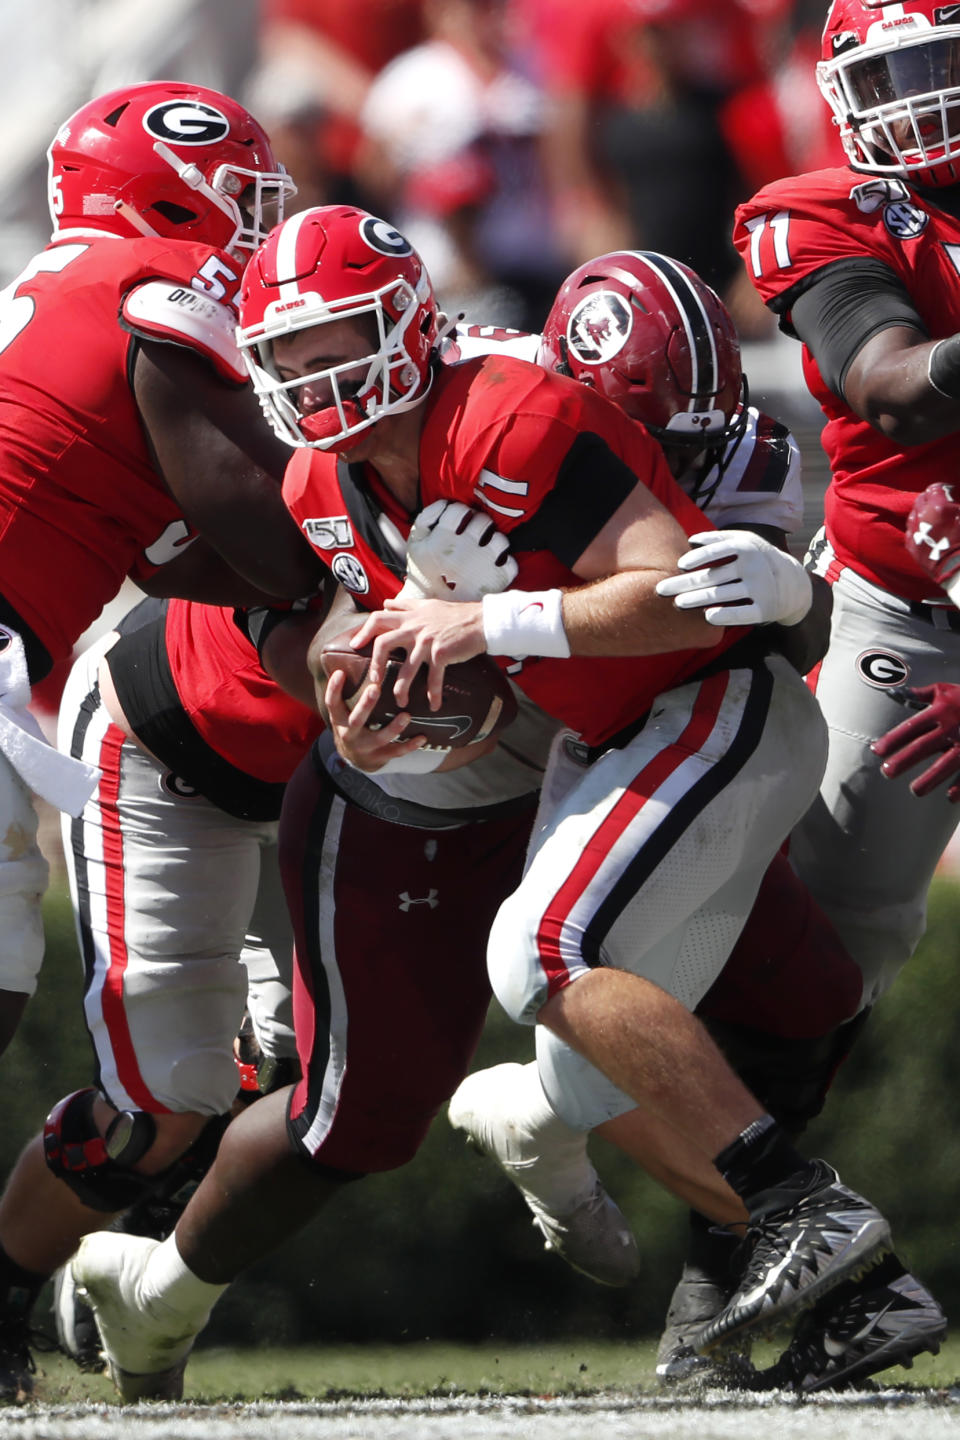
[21,1334,960,1405]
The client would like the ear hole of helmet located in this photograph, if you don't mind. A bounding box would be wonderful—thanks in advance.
[150,200,198,226]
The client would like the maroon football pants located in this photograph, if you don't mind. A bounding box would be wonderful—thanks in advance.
[278,749,534,1173]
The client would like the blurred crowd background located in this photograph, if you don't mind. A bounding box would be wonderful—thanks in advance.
[0,0,840,336]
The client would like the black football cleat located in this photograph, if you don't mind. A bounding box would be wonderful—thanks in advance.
[759,1256,947,1392]
[0,1315,40,1404]
[692,1160,891,1356]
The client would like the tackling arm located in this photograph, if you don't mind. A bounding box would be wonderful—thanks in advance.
[133,340,325,600]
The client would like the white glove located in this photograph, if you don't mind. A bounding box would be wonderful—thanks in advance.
[401,500,518,603]
[655,530,813,627]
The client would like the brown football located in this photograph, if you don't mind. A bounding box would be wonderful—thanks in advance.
[319,631,518,749]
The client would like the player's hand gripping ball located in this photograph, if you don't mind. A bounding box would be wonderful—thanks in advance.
[319,631,518,748]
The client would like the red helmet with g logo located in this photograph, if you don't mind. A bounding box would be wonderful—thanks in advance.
[818,0,960,188]
[48,81,295,259]
[538,250,744,461]
[238,205,440,451]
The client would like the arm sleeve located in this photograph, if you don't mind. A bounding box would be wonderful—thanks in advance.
[504,431,639,567]
[787,257,928,400]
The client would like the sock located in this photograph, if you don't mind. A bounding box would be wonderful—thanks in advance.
[0,1244,47,1323]
[140,1235,229,1329]
[714,1116,820,1220]
[686,1210,739,1284]
[506,1063,599,1211]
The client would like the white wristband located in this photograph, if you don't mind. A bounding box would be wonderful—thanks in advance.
[945,571,960,610]
[481,589,571,659]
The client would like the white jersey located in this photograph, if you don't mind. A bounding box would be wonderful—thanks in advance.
[448,324,804,536]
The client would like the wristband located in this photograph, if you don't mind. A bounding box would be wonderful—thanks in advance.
[928,334,960,399]
[481,589,571,658]
[945,571,960,610]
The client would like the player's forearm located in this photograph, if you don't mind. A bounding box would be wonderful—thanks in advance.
[558,571,717,657]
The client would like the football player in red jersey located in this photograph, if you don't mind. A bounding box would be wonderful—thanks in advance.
[0,80,327,1065]
[68,208,896,1401]
[716,0,960,1384]
[733,0,960,1008]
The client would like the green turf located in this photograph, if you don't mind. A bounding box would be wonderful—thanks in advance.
[26,1335,960,1406]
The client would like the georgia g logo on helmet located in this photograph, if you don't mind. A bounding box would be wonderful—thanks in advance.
[359,215,414,257]
[142,100,231,146]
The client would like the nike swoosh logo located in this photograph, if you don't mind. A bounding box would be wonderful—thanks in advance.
[406,713,473,739]
[822,1302,895,1359]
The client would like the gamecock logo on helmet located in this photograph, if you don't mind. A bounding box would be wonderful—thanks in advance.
[568,293,632,364]
[143,101,231,146]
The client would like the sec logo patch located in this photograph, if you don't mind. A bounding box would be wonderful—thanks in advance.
[332,552,370,594]
[882,201,929,240]
[857,649,910,688]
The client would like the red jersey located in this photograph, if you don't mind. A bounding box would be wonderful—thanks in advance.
[0,233,243,673]
[163,600,322,784]
[734,167,960,601]
[283,355,743,746]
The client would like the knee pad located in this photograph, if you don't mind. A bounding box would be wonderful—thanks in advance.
[233,1010,301,1107]
[119,1113,233,1239]
[43,1088,158,1212]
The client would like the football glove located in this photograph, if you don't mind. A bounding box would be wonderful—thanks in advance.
[905,482,960,605]
[872,683,960,801]
[655,530,813,627]
[401,499,517,603]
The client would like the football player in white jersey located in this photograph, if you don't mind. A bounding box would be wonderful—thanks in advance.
[448,251,943,1392]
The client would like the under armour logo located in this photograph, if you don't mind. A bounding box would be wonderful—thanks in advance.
[913,520,952,562]
[398,890,439,911]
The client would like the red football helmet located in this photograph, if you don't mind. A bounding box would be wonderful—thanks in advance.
[818,0,960,188]
[47,81,295,258]
[538,251,745,464]
[238,205,440,451]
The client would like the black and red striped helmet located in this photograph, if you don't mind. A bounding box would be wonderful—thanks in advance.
[538,251,744,458]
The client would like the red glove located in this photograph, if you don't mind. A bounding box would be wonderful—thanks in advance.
[905,482,960,596]
[872,683,960,801]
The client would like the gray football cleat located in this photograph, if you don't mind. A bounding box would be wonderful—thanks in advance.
[448,1063,640,1287]
[51,1264,104,1373]
[656,1260,738,1382]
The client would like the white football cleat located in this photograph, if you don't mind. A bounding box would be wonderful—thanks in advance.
[448,1062,640,1287]
[71,1234,199,1401]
